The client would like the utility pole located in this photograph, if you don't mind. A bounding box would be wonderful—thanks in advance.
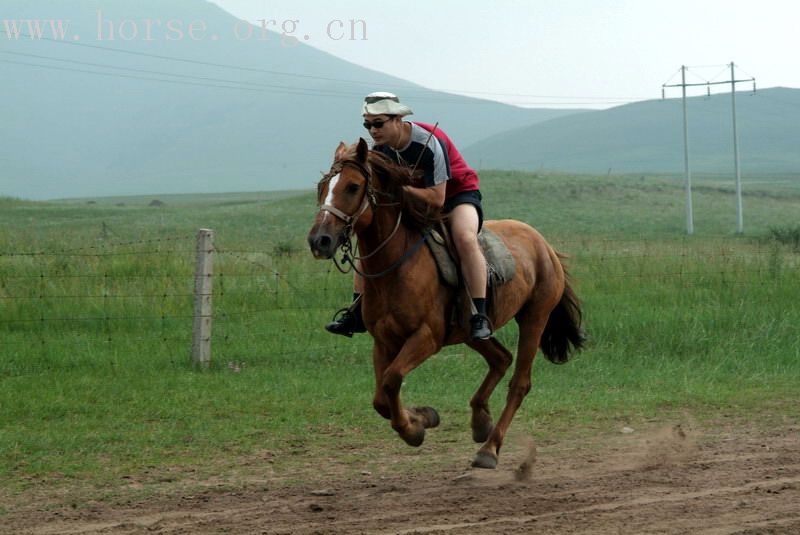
[730,62,744,234]
[662,63,755,235]
[680,65,694,235]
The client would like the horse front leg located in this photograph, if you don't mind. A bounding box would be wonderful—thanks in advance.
[371,341,392,420]
[380,325,441,447]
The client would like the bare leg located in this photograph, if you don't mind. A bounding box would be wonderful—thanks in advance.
[448,204,486,300]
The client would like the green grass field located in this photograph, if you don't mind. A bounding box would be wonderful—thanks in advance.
[1,171,798,499]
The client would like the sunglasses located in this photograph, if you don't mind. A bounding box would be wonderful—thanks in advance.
[363,117,394,130]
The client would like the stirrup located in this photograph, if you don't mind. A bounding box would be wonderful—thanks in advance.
[325,306,366,337]
[325,308,356,337]
[469,313,492,341]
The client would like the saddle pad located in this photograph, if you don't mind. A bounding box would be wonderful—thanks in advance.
[426,227,515,288]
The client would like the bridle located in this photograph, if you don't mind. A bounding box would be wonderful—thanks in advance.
[316,158,426,279]
[318,159,376,233]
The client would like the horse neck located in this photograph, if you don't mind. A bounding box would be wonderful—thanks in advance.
[355,201,413,269]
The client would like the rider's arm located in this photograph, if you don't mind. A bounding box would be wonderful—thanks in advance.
[402,182,446,209]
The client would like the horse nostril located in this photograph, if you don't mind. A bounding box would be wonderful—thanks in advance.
[308,229,336,258]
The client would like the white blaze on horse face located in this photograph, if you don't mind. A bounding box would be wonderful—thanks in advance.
[321,173,340,224]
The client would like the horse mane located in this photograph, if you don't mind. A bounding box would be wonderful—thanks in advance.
[322,143,442,231]
[366,150,443,231]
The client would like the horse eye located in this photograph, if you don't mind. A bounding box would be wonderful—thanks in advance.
[345,183,360,194]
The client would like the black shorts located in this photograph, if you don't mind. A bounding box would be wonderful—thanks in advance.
[443,190,484,231]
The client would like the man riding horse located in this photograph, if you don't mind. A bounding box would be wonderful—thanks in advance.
[325,92,493,341]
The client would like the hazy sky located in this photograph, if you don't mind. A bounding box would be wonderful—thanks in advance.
[211,0,798,109]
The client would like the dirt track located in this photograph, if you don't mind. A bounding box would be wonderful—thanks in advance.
[8,420,800,535]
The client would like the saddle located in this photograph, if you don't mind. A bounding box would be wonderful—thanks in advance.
[425,224,515,289]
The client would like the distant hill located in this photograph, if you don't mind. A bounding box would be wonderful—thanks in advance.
[463,87,800,176]
[1,0,582,200]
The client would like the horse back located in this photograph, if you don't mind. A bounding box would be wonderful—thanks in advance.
[482,219,567,324]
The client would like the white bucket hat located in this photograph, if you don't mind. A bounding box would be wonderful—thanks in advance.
[362,92,413,117]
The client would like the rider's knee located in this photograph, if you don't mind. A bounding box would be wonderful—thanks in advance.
[453,227,479,252]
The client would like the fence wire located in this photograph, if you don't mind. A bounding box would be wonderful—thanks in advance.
[1,231,797,365]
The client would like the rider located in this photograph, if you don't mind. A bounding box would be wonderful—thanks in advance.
[325,91,492,341]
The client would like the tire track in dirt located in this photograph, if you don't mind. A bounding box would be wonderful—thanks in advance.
[26,464,800,535]
[390,476,800,535]
[12,422,800,535]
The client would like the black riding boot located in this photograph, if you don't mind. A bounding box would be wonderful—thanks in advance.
[325,297,366,337]
[469,297,492,340]
[469,313,492,340]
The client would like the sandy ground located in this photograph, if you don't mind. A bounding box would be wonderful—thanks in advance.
[5,419,799,535]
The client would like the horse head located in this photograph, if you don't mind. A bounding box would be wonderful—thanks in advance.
[308,138,375,259]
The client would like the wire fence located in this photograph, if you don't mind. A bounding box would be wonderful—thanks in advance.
[1,229,797,365]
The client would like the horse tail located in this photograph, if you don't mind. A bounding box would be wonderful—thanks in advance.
[540,268,586,365]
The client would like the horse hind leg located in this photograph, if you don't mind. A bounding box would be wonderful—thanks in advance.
[466,337,513,444]
[473,305,548,469]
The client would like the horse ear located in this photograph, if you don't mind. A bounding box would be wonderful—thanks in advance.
[356,138,369,163]
[334,141,348,161]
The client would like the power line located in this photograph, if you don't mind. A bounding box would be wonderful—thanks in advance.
[422,88,648,101]
[0,58,360,96]
[708,65,733,84]
[685,63,730,69]
[4,49,637,107]
[1,28,649,105]
[0,57,262,93]
[2,57,640,106]
[1,28,391,88]
[0,50,366,97]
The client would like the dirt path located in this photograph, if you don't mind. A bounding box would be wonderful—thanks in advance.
[7,420,800,534]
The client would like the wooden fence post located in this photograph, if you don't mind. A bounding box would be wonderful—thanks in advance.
[192,228,214,368]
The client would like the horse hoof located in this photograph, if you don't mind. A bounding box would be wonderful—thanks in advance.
[471,451,498,470]
[402,427,426,447]
[412,406,440,429]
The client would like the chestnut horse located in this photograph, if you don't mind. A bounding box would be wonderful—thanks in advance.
[308,138,584,469]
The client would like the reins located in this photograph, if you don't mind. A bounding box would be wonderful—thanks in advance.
[352,211,403,262]
[318,156,425,280]
[333,231,428,280]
